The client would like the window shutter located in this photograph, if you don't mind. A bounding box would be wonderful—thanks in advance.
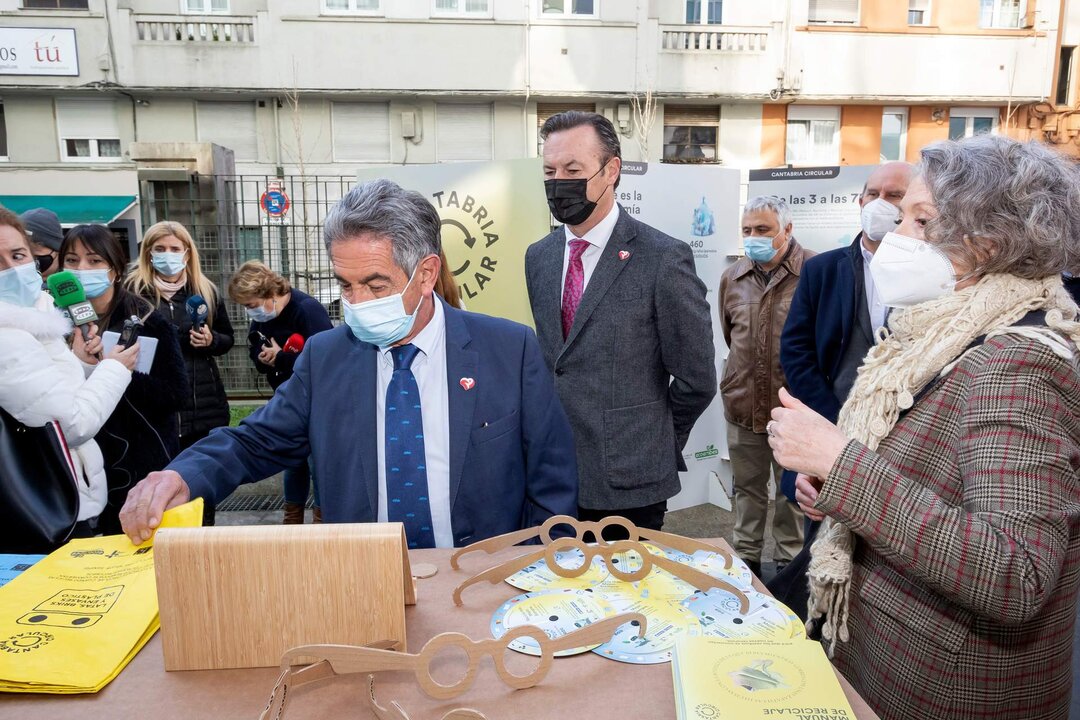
[436,104,493,163]
[332,102,391,162]
[537,102,597,128]
[808,0,859,23]
[56,99,120,140]
[663,105,720,126]
[197,101,258,161]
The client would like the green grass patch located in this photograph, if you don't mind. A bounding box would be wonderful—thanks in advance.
[229,403,264,426]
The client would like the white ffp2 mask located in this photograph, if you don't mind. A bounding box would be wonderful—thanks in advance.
[869,232,956,308]
[860,198,901,242]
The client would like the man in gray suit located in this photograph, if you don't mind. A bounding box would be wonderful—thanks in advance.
[524,111,716,533]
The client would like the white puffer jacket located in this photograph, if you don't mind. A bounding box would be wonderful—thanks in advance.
[0,291,131,520]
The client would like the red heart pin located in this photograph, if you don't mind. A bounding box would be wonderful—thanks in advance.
[618,250,630,261]
[459,377,475,391]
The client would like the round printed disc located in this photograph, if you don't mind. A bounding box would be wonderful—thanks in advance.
[591,597,701,664]
[505,548,608,592]
[681,587,800,640]
[491,589,616,657]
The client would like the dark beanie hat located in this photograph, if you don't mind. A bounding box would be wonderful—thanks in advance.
[20,208,63,252]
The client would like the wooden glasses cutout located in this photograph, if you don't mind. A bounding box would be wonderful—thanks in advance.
[450,515,736,571]
[259,612,646,719]
[452,536,751,614]
[366,675,487,720]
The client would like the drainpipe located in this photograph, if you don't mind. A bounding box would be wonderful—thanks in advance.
[524,0,532,155]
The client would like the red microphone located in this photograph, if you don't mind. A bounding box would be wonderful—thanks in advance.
[283,333,305,353]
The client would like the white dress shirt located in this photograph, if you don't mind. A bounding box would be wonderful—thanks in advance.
[376,296,453,548]
[561,201,621,292]
[861,238,888,333]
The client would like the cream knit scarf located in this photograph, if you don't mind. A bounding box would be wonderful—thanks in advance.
[807,273,1080,655]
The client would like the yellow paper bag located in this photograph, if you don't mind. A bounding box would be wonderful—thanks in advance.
[0,499,203,694]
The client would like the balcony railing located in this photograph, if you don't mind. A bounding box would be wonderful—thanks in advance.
[660,25,769,52]
[134,15,255,44]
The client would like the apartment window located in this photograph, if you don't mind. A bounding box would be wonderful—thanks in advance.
[908,0,930,25]
[880,107,908,162]
[197,101,258,161]
[22,1,89,8]
[785,106,839,166]
[436,104,493,162]
[808,0,859,25]
[540,1,596,18]
[323,0,381,14]
[537,102,596,154]
[0,103,7,160]
[332,102,391,163]
[979,0,1025,28]
[183,0,230,13]
[685,0,722,24]
[948,108,998,140]
[663,105,719,164]
[57,99,122,162]
[1057,46,1076,107]
[433,0,491,16]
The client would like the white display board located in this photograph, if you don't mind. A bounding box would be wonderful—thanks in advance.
[746,165,877,253]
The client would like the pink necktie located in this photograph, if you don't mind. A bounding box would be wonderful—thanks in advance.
[562,239,590,339]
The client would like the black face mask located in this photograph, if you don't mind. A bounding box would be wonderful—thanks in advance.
[544,162,611,226]
[34,253,55,275]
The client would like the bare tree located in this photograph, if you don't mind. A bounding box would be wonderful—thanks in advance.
[630,88,657,160]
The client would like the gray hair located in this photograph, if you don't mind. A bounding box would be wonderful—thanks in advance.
[323,179,442,275]
[743,195,793,230]
[920,135,1080,278]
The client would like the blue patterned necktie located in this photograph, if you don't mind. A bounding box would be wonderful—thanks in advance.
[385,344,435,549]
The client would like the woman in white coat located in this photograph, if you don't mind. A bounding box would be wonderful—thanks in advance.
[0,207,138,536]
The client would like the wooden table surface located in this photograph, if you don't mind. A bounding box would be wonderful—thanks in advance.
[0,539,880,720]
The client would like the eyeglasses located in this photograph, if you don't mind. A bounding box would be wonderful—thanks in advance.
[452,534,751,614]
[450,515,738,571]
[259,612,646,720]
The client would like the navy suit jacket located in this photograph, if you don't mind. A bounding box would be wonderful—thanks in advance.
[169,299,579,546]
[780,237,867,424]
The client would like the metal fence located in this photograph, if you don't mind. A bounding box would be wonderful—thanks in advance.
[140,174,355,398]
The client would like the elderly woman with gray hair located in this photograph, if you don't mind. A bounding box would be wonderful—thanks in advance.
[768,135,1080,720]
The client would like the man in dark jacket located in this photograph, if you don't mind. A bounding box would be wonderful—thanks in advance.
[779,162,912,423]
[770,161,911,616]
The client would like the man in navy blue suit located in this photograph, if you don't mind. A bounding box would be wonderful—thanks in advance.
[120,179,579,548]
[768,162,911,617]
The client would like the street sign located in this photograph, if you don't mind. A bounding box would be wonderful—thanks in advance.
[259,182,290,222]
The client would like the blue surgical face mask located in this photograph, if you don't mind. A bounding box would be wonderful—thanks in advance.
[0,262,43,307]
[151,251,186,277]
[743,232,783,263]
[341,265,424,348]
[72,268,113,299]
[245,299,278,323]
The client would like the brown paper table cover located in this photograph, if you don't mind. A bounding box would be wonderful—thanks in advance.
[0,539,880,720]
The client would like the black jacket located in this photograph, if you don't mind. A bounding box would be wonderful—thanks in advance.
[153,285,235,443]
[95,291,188,533]
[780,236,869,423]
[1065,274,1080,305]
[246,289,333,390]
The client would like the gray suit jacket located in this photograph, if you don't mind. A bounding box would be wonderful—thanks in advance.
[524,207,716,510]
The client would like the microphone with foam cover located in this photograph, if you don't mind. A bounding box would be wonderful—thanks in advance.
[47,270,98,342]
[186,294,208,332]
[283,333,305,353]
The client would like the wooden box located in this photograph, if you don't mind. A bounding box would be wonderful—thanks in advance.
[154,523,415,671]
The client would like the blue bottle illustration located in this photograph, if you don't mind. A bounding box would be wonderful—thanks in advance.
[691,196,715,237]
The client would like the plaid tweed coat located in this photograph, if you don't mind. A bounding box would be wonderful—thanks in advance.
[814,332,1080,720]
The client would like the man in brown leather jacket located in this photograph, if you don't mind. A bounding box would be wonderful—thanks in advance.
[718,195,814,577]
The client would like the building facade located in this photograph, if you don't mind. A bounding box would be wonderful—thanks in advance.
[0,1,1070,181]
